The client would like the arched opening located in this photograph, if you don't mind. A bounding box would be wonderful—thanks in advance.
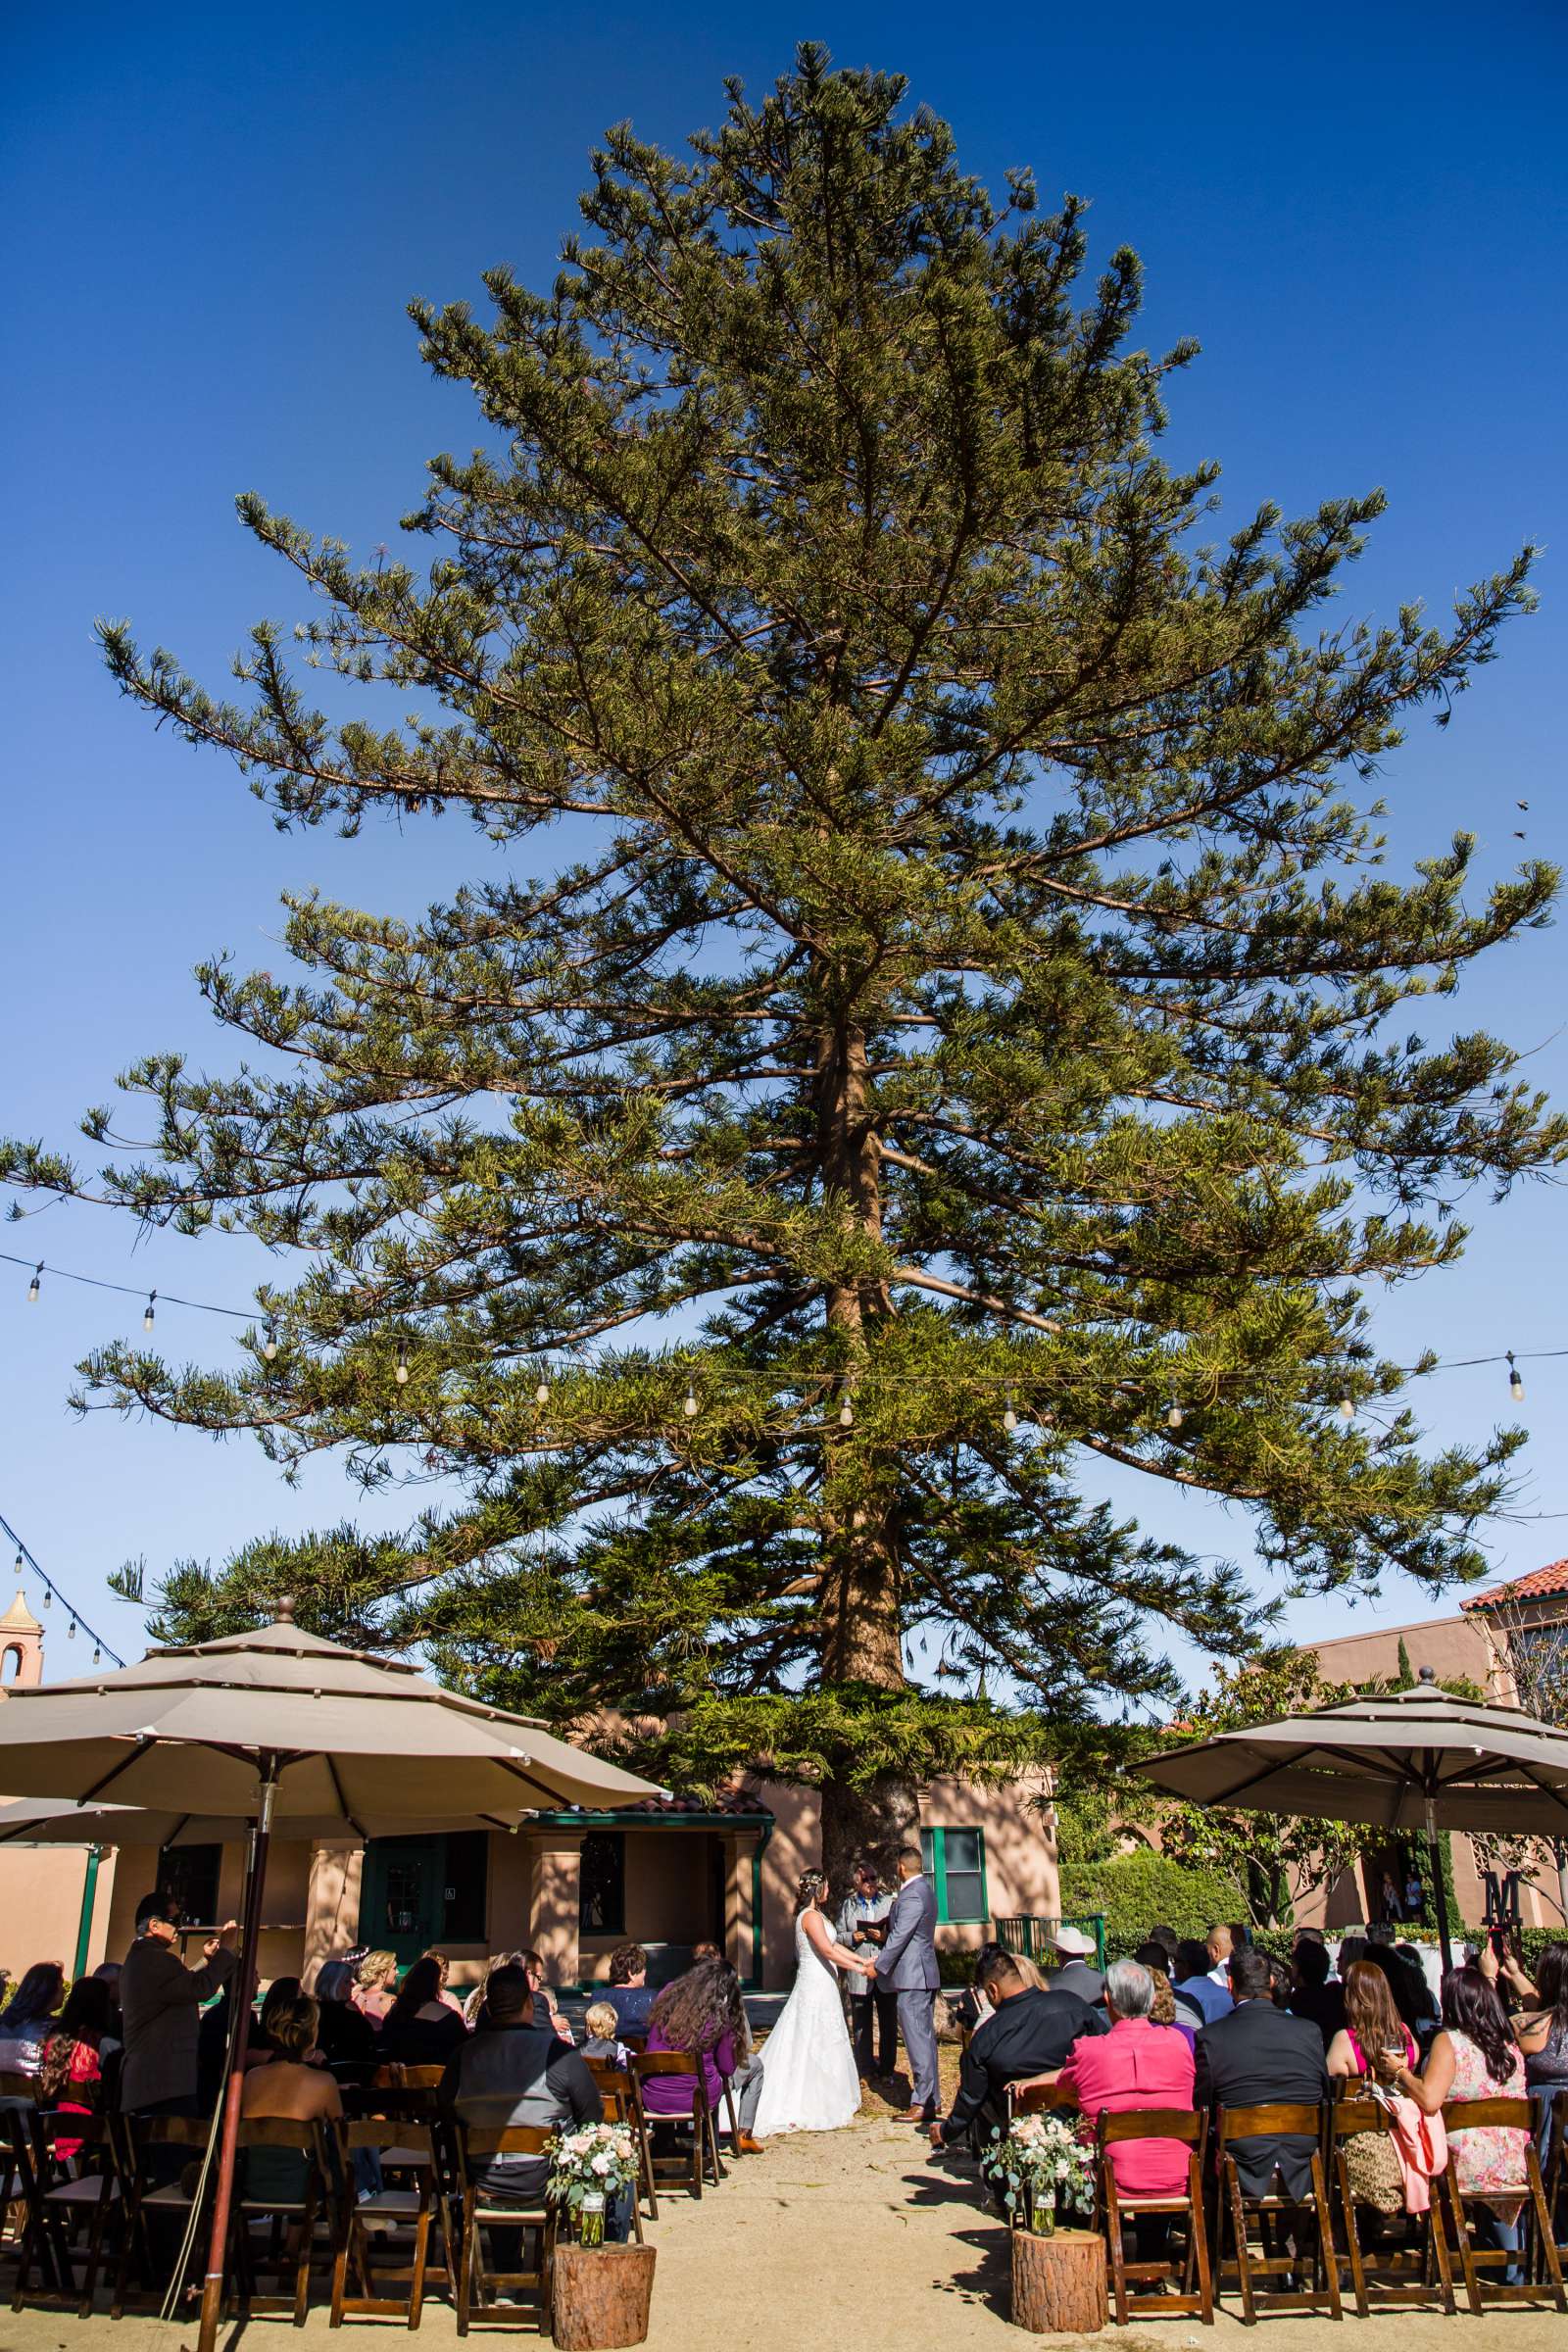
[0,1643,23,1685]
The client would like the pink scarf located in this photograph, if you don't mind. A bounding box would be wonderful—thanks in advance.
[1370,2087,1447,2213]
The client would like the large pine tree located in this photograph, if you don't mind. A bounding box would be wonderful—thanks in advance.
[8,49,1561,1870]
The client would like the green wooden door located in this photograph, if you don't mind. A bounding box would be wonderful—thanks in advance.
[362,1834,446,1966]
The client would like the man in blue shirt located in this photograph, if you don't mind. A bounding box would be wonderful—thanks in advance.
[1173,1938,1234,2028]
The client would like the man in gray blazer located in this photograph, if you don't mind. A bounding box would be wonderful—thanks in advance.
[875,1844,941,2123]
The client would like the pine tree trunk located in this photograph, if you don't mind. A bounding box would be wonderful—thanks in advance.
[821,1771,921,1886]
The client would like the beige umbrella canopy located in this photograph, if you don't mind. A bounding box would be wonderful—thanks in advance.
[0,1795,536,1846]
[1132,1666,1568,1967]
[0,1600,663,2351]
[0,1603,662,1822]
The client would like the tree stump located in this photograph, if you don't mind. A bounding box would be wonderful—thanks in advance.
[1010,2226,1107,2334]
[552,2241,658,2350]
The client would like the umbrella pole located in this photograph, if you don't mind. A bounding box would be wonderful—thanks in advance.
[196,1760,277,2352]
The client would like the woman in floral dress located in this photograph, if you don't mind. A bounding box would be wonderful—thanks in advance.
[1386,1965,1529,2278]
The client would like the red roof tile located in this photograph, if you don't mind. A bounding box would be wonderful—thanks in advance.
[1461,1560,1568,1610]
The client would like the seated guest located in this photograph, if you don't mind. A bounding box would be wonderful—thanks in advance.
[439,1963,608,2255]
[1325,1959,1423,2224]
[1362,1941,1435,2054]
[1146,1925,1178,1973]
[1517,1942,1568,2109]
[1053,1958,1197,2253]
[690,1940,721,1963]
[464,1950,527,2028]
[579,2001,629,2068]
[521,1949,574,2043]
[933,1949,1105,2155]
[1382,1965,1531,2278]
[1042,1925,1103,2005]
[1288,1936,1346,2050]
[1134,1945,1195,2052]
[605,1942,656,2035]
[1205,1924,1234,1986]
[252,1975,309,2061]
[121,1893,237,2122]
[642,1956,766,2153]
[0,1962,66,2078]
[1337,1935,1368,1977]
[311,1959,378,2087]
[421,1949,466,2016]
[353,1948,400,2024]
[1194,1947,1329,2201]
[36,1976,116,2162]
[1173,1939,1232,2029]
[242,1990,343,2210]
[378,1956,469,2068]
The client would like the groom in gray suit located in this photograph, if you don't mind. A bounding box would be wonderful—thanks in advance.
[875,1843,941,2124]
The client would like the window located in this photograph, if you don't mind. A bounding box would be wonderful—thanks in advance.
[159,1840,221,1926]
[919,1826,989,1926]
[579,1832,625,1936]
[441,1831,489,1943]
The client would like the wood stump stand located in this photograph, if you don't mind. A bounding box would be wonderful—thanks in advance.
[1010,2226,1107,2334]
[552,2241,658,2350]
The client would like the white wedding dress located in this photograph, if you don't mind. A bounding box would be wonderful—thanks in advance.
[752,1911,862,2135]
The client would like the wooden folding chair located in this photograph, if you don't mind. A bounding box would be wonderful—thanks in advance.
[629,2050,723,2198]
[9,2108,122,2317]
[1007,2081,1077,2120]
[1,2098,63,2304]
[230,2115,339,2326]
[581,2060,650,2240]
[1440,2096,1565,2315]
[1325,2082,1454,2314]
[1213,2103,1342,2324]
[373,2064,446,2122]
[1098,2108,1212,2325]
[1545,2090,1568,2257]
[451,2123,555,2335]
[111,2112,215,2321]
[330,2118,441,2328]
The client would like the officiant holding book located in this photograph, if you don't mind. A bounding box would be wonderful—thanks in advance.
[837,1860,896,2080]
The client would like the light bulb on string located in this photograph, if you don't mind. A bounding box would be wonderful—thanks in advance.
[1003,1393,1018,1434]
[1166,1396,1184,1431]
[534,1375,551,1407]
[40,1584,50,1609]
[67,1617,75,1640]
[1507,1351,1524,1404]
[683,1384,699,1419]
[262,1321,278,1361]
[1338,1392,1355,1422]
[92,1644,101,1665]
[142,1291,156,1334]
[26,1264,41,1303]
[838,1397,855,1429]
[395,1344,410,1387]
[12,1548,22,1577]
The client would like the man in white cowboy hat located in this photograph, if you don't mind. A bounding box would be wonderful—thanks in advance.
[1042,1923,1103,2006]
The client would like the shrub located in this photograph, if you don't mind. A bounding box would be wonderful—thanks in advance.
[1058,1852,1245,1957]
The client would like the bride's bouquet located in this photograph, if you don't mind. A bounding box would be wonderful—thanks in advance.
[547,2121,639,2245]
[982,2112,1096,2236]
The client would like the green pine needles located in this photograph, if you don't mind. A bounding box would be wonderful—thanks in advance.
[8,48,1562,1867]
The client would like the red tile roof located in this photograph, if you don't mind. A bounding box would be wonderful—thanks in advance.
[613,1789,775,1819]
[1461,1560,1568,1610]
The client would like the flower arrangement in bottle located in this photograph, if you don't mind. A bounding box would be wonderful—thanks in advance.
[547,2121,639,2245]
[983,2112,1096,2236]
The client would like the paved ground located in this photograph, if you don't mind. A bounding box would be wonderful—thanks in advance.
[4,2075,1562,2349]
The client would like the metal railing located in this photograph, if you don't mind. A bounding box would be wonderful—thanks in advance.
[994,1913,1107,1971]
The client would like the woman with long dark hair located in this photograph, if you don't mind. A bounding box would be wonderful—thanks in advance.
[0,1962,66,2077]
[1384,1965,1529,2275]
[642,1955,766,2150]
[1518,1942,1568,2098]
[377,1954,468,2067]
[37,1976,116,2162]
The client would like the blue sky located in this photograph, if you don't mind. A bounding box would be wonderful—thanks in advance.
[2,0,1565,1683]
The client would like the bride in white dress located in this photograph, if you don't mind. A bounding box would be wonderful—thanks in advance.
[753,1869,874,2136]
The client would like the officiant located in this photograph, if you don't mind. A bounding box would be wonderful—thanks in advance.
[837,1860,897,2080]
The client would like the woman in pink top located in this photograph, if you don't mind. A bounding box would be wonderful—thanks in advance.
[1016,1958,1196,2199]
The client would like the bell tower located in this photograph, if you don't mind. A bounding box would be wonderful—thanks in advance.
[0,1590,43,1691]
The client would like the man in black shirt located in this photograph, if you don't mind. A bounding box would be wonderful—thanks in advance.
[933,1951,1105,2156]
[1286,1937,1346,2052]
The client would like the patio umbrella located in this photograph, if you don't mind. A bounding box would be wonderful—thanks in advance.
[0,1794,540,1846]
[1131,1666,1568,1971]
[0,1598,665,2349]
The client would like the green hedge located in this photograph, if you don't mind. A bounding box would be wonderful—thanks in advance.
[1059,1853,1245,1958]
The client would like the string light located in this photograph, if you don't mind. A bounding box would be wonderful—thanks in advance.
[534,1376,551,1407]
[838,1398,855,1428]
[1507,1351,1525,1404]
[683,1384,699,1419]
[1003,1393,1018,1434]
[0,1511,124,1667]
[262,1321,278,1361]
[1339,1392,1355,1422]
[142,1292,156,1334]
[26,1264,41,1302]
[395,1344,410,1386]
[1166,1396,1184,1430]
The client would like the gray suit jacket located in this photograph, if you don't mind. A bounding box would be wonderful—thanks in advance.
[875,1872,940,1992]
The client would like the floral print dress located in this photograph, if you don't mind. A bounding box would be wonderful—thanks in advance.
[1446,2032,1528,2203]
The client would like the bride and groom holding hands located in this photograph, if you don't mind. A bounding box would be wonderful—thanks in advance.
[751,1844,940,2138]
